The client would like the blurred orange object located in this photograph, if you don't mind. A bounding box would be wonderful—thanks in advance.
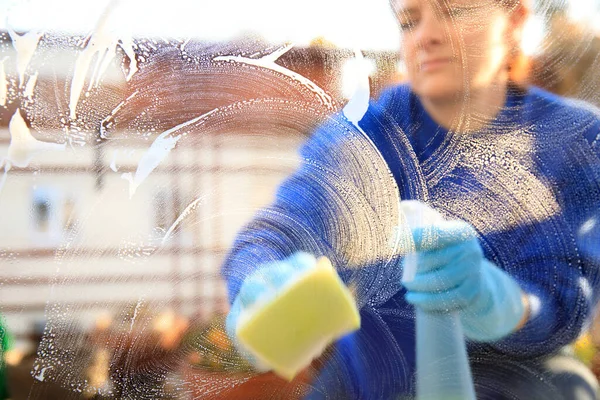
[206,325,232,352]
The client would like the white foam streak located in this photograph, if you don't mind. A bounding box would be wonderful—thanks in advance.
[69,0,138,119]
[122,109,218,198]
[100,89,139,139]
[7,28,42,87]
[0,57,7,106]
[214,44,334,109]
[24,70,38,98]
[109,150,119,172]
[161,195,206,245]
[0,109,66,192]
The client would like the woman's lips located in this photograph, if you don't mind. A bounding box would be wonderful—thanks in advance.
[420,58,452,72]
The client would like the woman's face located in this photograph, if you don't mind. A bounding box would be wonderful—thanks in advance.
[392,0,524,101]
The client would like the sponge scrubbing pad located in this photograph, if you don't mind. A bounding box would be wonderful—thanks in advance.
[236,257,361,380]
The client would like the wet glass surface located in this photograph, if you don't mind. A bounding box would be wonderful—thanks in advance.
[1,0,600,399]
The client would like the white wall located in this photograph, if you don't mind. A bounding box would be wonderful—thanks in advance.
[0,127,303,342]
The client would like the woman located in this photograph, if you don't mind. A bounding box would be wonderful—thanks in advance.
[222,0,600,398]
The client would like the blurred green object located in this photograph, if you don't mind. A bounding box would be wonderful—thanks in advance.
[0,317,12,400]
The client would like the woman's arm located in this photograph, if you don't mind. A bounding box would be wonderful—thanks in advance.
[486,222,599,357]
[489,115,600,357]
[221,118,353,303]
[221,106,405,306]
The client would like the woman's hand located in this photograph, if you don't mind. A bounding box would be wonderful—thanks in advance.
[225,252,317,371]
[402,220,527,342]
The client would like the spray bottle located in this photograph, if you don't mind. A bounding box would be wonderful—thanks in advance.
[400,201,476,400]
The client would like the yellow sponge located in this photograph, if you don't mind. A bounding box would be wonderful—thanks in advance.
[236,257,361,380]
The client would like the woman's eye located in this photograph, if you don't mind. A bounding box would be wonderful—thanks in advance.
[399,19,417,31]
[447,7,466,17]
[446,5,481,19]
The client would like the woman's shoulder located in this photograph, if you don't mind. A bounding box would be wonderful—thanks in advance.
[524,85,600,146]
[372,83,413,112]
[525,86,600,124]
[359,83,414,133]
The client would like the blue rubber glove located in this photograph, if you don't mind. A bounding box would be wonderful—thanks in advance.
[225,251,318,370]
[402,220,526,342]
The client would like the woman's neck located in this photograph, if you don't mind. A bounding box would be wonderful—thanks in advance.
[419,79,509,133]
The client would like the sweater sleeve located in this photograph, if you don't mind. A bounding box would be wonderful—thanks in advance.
[488,111,600,358]
[220,108,403,307]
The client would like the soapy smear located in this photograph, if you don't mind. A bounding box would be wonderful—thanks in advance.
[110,149,119,172]
[33,366,51,382]
[214,44,334,110]
[69,0,138,120]
[129,298,144,334]
[0,109,66,192]
[100,89,139,139]
[0,57,8,106]
[24,70,39,98]
[5,109,66,167]
[122,108,218,198]
[2,1,600,399]
[161,195,206,245]
[121,132,182,198]
[7,27,43,87]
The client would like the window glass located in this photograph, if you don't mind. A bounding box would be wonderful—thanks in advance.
[1,0,600,399]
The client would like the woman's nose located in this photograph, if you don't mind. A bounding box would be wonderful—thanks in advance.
[413,11,446,49]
